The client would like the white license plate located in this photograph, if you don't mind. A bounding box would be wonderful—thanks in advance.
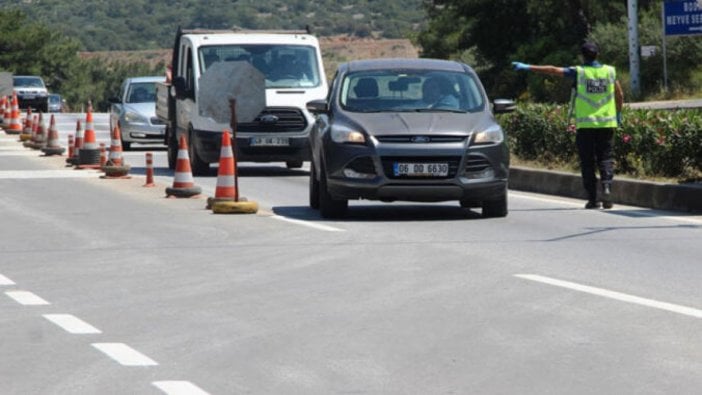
[250,137,290,147]
[393,162,449,177]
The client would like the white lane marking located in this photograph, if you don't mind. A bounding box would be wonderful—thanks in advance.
[0,273,15,285]
[510,190,702,224]
[0,170,100,179]
[515,274,702,319]
[153,381,211,395]
[5,291,50,305]
[270,214,345,232]
[92,343,158,366]
[43,314,102,334]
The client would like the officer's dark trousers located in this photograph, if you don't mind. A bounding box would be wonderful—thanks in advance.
[576,128,614,202]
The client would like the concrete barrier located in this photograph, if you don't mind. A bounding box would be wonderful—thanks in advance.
[509,166,702,212]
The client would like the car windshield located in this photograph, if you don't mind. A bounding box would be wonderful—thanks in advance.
[339,69,485,113]
[126,82,157,103]
[13,77,45,88]
[198,44,321,89]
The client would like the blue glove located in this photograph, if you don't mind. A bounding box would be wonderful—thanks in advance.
[617,112,622,127]
[512,61,530,71]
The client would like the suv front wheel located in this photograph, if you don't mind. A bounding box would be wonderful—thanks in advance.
[318,161,347,218]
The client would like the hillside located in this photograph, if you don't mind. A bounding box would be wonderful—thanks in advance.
[79,36,421,78]
[3,0,425,51]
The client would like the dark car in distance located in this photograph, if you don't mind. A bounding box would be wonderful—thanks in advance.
[307,58,515,218]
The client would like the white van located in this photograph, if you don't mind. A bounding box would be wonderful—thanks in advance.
[157,28,328,175]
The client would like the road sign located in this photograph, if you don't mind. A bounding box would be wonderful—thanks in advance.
[198,61,266,124]
[664,0,702,36]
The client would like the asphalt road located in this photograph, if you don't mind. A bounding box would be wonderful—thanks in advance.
[2,114,702,394]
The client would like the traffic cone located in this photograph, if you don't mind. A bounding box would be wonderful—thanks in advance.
[165,134,201,198]
[26,112,46,149]
[0,96,7,128]
[6,92,23,134]
[102,125,131,179]
[77,107,101,169]
[99,143,107,167]
[23,114,38,147]
[19,107,33,141]
[41,114,65,156]
[207,130,237,209]
[143,152,155,187]
[67,134,74,160]
[67,119,83,165]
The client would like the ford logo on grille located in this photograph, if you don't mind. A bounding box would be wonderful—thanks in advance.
[260,114,279,124]
[410,136,431,143]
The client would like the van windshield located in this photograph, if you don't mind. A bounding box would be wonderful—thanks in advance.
[13,77,45,88]
[199,44,321,89]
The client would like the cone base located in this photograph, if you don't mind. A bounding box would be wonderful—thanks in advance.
[19,133,32,141]
[206,196,245,209]
[5,129,22,135]
[102,164,131,178]
[41,147,65,156]
[165,185,202,198]
[212,199,259,214]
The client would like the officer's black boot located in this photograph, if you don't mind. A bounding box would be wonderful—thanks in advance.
[601,183,613,209]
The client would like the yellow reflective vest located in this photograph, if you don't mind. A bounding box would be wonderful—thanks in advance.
[574,65,617,129]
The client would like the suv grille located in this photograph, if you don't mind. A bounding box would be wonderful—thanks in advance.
[381,156,461,179]
[375,135,466,143]
[238,107,307,133]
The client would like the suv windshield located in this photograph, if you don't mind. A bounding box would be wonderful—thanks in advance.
[199,44,321,89]
[13,76,45,88]
[339,70,485,113]
[126,82,157,103]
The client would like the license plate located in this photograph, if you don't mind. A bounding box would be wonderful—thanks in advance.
[393,162,449,177]
[250,137,290,147]
[23,95,36,100]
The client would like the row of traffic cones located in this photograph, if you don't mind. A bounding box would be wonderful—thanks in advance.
[3,96,256,214]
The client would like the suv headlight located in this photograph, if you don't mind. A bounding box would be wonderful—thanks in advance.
[473,124,504,145]
[331,125,366,144]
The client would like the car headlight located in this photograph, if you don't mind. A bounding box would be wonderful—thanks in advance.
[331,125,366,144]
[473,124,504,145]
[124,111,148,123]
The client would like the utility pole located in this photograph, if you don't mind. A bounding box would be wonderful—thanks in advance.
[628,0,641,98]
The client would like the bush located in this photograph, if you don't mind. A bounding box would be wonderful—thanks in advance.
[499,104,702,182]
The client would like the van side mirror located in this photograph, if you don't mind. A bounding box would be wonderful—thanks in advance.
[108,97,121,104]
[173,76,187,99]
[493,99,516,114]
[306,99,329,114]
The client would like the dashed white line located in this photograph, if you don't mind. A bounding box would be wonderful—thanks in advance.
[270,214,345,232]
[153,381,210,395]
[515,274,702,319]
[5,290,50,305]
[92,343,158,366]
[43,314,102,334]
[0,273,15,285]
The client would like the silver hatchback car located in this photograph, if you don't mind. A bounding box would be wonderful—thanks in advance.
[307,58,515,218]
[109,76,166,150]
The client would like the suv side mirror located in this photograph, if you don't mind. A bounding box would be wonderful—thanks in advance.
[306,99,329,114]
[173,77,187,99]
[493,99,516,114]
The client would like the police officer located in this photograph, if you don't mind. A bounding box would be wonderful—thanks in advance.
[512,42,624,209]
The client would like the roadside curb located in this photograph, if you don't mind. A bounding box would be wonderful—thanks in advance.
[509,166,702,213]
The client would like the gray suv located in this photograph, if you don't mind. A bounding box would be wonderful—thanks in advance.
[307,58,515,218]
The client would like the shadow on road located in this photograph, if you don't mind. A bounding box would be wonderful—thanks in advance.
[273,204,484,222]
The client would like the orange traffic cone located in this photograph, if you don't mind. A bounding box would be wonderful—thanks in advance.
[26,112,46,149]
[19,107,33,141]
[6,92,23,134]
[102,125,131,179]
[0,96,7,128]
[41,114,65,156]
[77,107,101,169]
[165,134,201,198]
[67,119,82,165]
[207,130,237,209]
[67,134,74,160]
